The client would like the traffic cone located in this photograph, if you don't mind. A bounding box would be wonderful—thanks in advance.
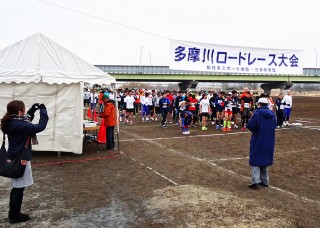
[94,110,98,122]
[87,107,92,120]
[97,119,106,143]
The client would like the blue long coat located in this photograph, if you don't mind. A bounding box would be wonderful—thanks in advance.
[246,106,276,167]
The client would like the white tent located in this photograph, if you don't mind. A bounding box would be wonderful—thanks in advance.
[0,33,116,154]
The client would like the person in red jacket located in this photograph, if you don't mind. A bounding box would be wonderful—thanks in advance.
[99,94,115,150]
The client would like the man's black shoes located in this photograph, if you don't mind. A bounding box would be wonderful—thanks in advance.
[259,182,269,187]
[248,183,259,189]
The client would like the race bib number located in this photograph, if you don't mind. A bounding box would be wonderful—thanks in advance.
[244,103,250,108]
[280,105,284,109]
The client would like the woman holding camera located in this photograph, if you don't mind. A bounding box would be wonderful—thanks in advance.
[1,101,48,224]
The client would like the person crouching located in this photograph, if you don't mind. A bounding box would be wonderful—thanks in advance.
[181,110,192,135]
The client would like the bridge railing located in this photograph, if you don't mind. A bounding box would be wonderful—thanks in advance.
[95,65,320,76]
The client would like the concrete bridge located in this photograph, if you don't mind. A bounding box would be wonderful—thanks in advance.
[95,65,320,93]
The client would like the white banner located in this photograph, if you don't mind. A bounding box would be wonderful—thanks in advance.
[169,40,303,75]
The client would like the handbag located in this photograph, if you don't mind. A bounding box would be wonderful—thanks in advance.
[0,134,30,178]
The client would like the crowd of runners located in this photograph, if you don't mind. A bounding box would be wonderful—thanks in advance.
[111,88,293,134]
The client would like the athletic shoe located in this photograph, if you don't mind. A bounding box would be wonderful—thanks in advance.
[277,126,281,129]
[169,121,172,124]
[281,125,285,128]
[151,117,154,120]
[162,125,167,128]
[220,125,224,129]
[155,118,158,121]
[130,121,133,125]
[222,127,227,132]
[125,119,129,123]
[142,119,145,122]
[231,121,234,125]
[176,122,179,126]
[216,125,220,130]
[204,127,208,130]
[202,126,206,131]
[212,121,215,125]
[183,131,187,135]
[241,127,245,131]
[227,127,231,132]
[233,124,238,129]
[186,131,190,134]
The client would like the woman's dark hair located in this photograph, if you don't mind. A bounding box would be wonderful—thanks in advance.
[1,100,25,133]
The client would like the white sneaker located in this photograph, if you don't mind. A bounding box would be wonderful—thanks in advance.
[212,121,215,125]
[151,117,154,120]
[125,119,129,123]
[233,124,238,129]
[155,118,158,121]
[183,131,187,135]
[186,131,190,134]
[231,121,234,125]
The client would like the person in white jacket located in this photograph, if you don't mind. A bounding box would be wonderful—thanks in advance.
[283,90,293,125]
[140,93,150,122]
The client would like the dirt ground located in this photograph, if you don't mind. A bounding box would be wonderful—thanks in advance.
[1,96,320,227]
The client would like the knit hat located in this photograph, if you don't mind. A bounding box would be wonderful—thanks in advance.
[102,94,109,100]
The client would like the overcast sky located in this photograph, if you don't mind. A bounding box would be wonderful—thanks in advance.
[1,0,319,68]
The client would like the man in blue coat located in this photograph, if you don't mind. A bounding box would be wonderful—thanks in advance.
[246,97,276,189]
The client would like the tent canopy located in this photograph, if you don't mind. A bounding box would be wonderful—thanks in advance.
[0,33,115,85]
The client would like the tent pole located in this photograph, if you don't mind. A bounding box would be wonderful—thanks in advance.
[112,83,120,151]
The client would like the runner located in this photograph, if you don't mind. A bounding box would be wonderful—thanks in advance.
[209,92,217,125]
[231,90,240,128]
[124,90,135,125]
[199,93,210,131]
[266,94,275,111]
[140,92,150,122]
[188,94,198,127]
[83,89,90,109]
[174,91,184,125]
[283,90,293,126]
[275,93,285,128]
[148,90,155,121]
[166,91,175,124]
[134,90,141,116]
[241,91,254,131]
[223,92,234,132]
[159,92,170,128]
[180,110,193,135]
[153,92,162,121]
[214,91,225,130]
